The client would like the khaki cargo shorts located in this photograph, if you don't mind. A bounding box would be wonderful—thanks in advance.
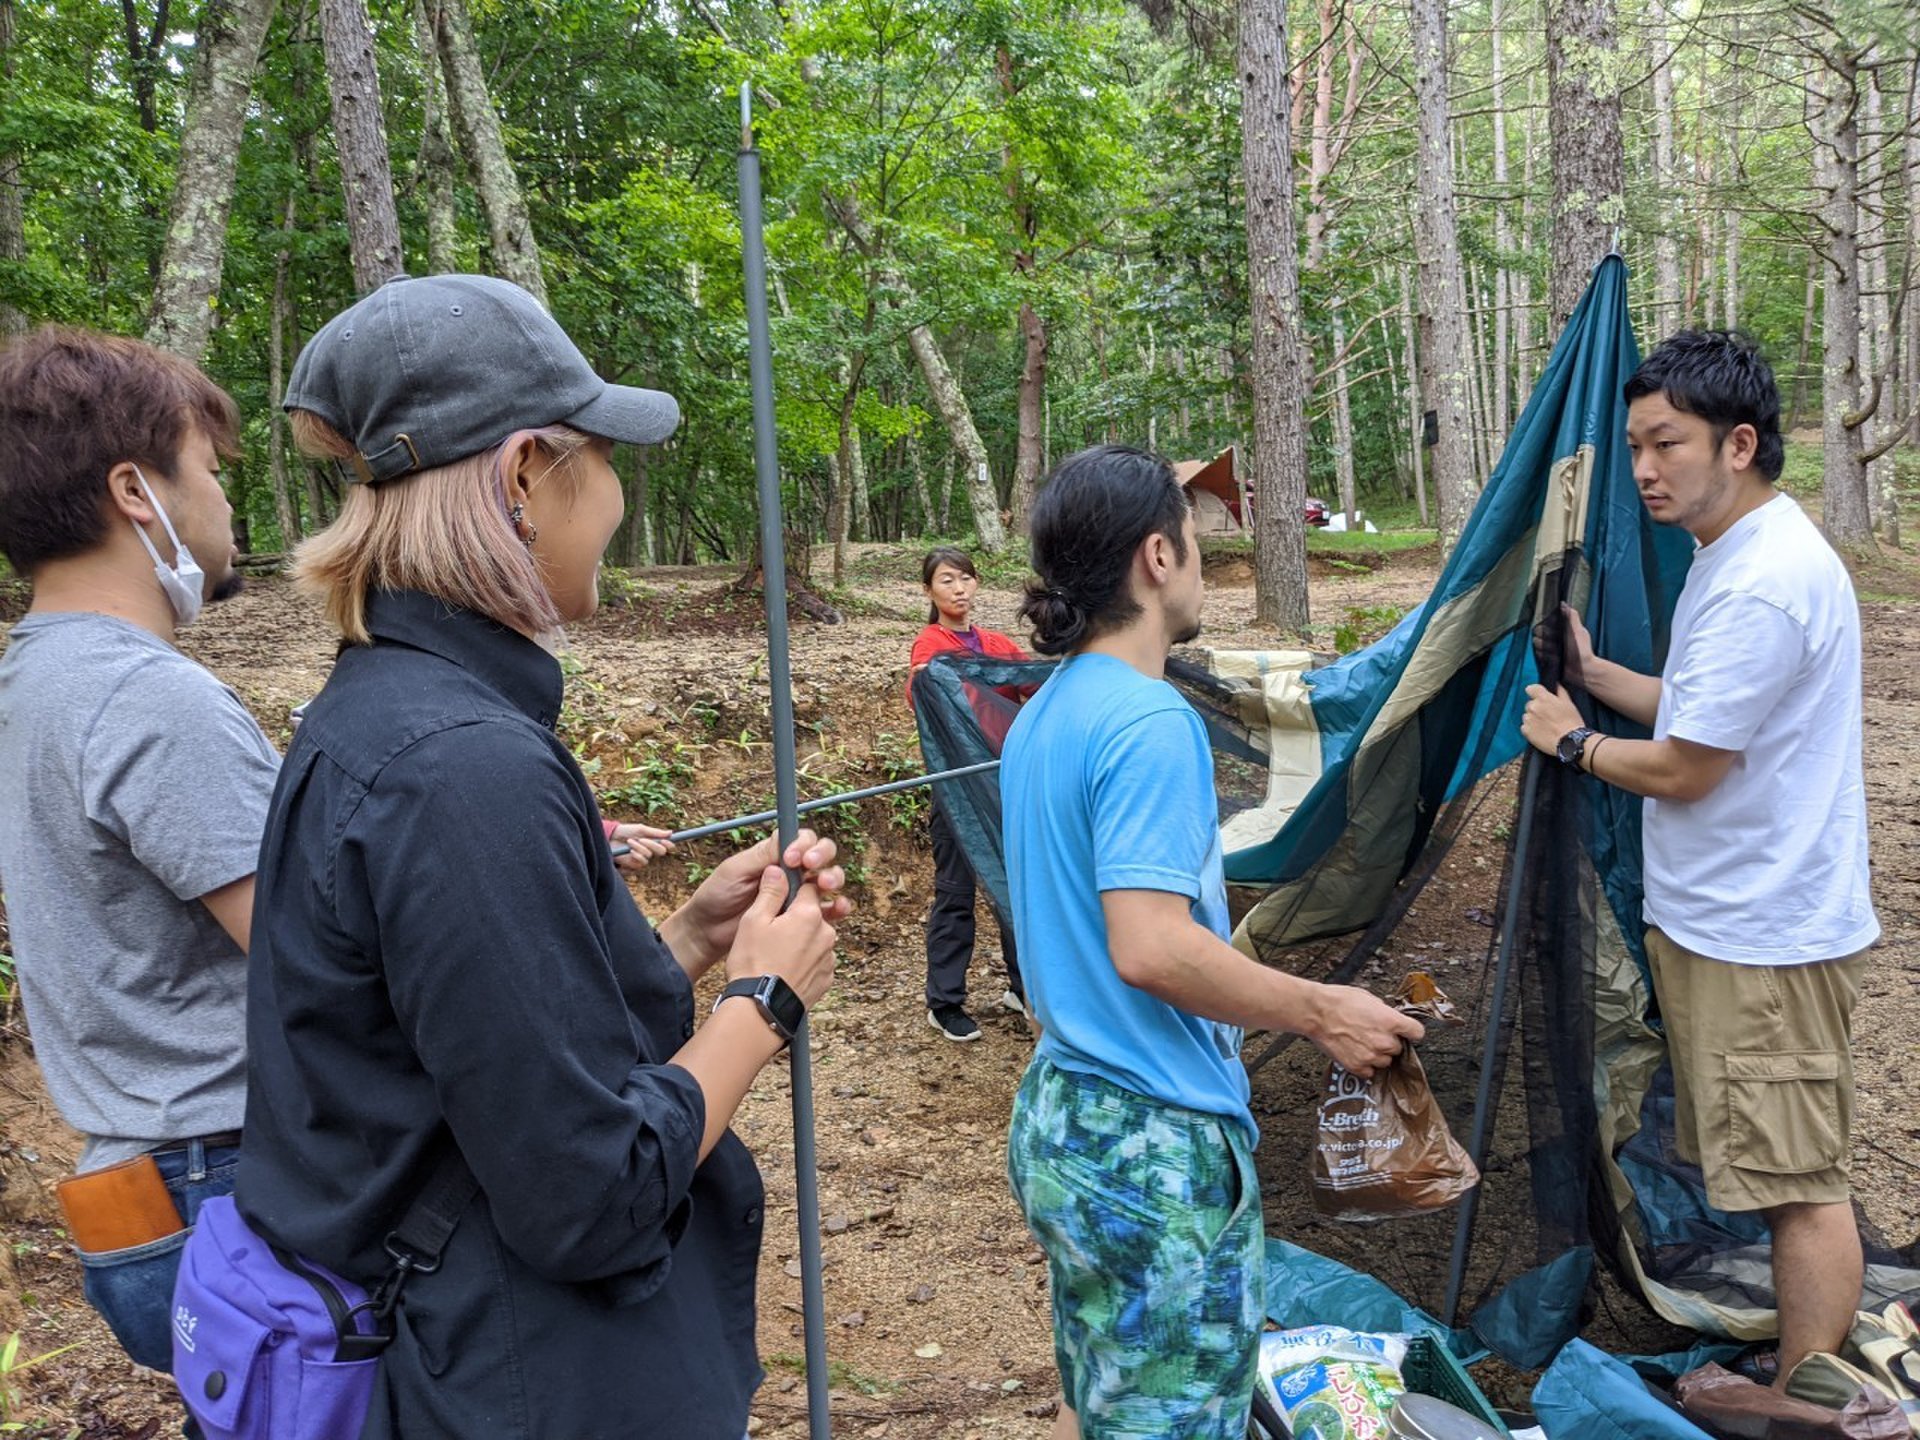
[1645,928,1866,1213]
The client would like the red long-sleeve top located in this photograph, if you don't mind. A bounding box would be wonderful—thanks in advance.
[906,622,1030,708]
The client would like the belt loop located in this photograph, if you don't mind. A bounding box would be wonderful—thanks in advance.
[187,1137,208,1183]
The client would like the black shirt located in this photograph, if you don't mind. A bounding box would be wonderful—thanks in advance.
[238,589,764,1439]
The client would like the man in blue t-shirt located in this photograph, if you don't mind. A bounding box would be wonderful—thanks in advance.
[1003,445,1423,1440]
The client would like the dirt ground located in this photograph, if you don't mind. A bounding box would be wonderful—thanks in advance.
[1,537,1916,1437]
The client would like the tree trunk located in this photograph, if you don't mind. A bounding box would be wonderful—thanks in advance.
[1513,68,1537,414]
[145,0,280,360]
[1788,246,1819,431]
[902,325,1004,550]
[430,0,545,305]
[1722,20,1741,333]
[1331,305,1357,527]
[830,353,866,585]
[907,432,934,534]
[1473,267,1499,475]
[1907,32,1920,451]
[1010,299,1047,531]
[1813,40,1874,551]
[1239,0,1312,633]
[939,448,956,534]
[118,0,168,133]
[620,443,653,567]
[1490,0,1513,441]
[413,0,458,274]
[320,0,403,293]
[1400,265,1430,526]
[1545,0,1625,334]
[1861,63,1890,533]
[1649,0,1683,334]
[0,0,24,340]
[1410,0,1476,550]
[998,45,1046,537]
[825,448,848,588]
[829,190,1006,552]
[844,420,867,545]
[267,191,301,547]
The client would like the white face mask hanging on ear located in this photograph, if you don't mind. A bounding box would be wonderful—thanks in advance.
[128,466,206,628]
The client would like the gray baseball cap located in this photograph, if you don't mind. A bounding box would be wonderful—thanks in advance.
[283,273,680,483]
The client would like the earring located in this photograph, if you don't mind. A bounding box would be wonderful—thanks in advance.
[508,502,536,549]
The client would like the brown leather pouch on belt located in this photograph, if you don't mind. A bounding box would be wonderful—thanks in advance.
[55,1154,184,1252]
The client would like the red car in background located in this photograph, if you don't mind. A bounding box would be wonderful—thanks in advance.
[1243,490,1333,526]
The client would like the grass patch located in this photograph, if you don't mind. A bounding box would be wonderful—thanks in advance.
[820,586,915,620]
[1307,528,1439,554]
[763,1353,899,1397]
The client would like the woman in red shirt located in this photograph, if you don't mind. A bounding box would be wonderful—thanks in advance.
[908,546,1028,1042]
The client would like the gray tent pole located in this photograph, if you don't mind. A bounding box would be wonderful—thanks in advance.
[740,85,831,1440]
[658,761,1001,845]
[1440,746,1542,1327]
[1441,562,1573,1327]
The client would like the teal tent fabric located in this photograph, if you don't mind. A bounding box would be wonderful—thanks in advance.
[1264,1238,1482,1363]
[1227,253,1693,950]
[1533,1340,1716,1440]
[1469,1248,1594,1371]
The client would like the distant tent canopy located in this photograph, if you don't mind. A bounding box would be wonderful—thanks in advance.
[1174,448,1246,535]
[914,257,1919,1369]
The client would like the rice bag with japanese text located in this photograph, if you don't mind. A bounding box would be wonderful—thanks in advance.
[1257,1326,1409,1440]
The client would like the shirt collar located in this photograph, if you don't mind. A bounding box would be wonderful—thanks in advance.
[363,588,565,729]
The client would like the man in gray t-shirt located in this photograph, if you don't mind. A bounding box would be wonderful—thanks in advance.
[0,325,277,1377]
[0,614,278,1166]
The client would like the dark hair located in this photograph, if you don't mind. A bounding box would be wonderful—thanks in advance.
[921,544,979,623]
[1623,329,1784,482]
[1019,444,1190,656]
[0,325,240,573]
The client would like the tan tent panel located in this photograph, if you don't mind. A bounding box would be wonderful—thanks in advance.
[1175,447,1243,533]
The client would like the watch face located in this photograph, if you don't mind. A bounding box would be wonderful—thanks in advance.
[760,976,806,1034]
[1556,729,1587,765]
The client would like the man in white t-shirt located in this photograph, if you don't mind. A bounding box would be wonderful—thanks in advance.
[1521,329,1877,1385]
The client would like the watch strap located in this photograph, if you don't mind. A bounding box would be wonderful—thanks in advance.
[714,975,805,1045]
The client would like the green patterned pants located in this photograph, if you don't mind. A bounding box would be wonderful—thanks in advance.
[1007,1057,1265,1439]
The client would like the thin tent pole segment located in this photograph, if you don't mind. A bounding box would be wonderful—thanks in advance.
[1441,560,1574,1327]
[1440,748,1541,1326]
[739,85,832,1440]
[654,761,1001,846]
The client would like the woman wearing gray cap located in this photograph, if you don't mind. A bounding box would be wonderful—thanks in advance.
[234,275,841,1437]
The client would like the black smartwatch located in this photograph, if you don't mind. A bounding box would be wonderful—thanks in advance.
[1554,726,1597,769]
[713,975,806,1047]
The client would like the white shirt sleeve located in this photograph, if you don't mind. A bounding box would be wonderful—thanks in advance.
[1661,590,1809,753]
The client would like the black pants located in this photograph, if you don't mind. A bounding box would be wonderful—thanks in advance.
[926,797,1022,1010]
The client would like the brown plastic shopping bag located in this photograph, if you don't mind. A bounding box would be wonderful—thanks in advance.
[1311,973,1480,1222]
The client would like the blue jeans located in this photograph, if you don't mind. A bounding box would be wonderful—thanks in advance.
[77,1139,239,1374]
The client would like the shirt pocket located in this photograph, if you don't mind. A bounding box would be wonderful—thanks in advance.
[1725,1051,1843,1175]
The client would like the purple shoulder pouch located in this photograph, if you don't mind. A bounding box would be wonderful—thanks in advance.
[171,1195,384,1440]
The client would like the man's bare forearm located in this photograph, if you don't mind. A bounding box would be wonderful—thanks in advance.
[1584,656,1661,728]
[1116,917,1329,1037]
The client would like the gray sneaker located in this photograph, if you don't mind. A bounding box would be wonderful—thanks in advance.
[928,1005,982,1042]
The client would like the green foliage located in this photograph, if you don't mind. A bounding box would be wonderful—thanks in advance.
[596,564,653,609]
[872,731,930,830]
[1,1330,78,1432]
[0,0,1912,573]
[1331,603,1410,655]
[604,744,697,815]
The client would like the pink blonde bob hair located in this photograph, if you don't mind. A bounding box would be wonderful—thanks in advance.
[289,410,590,645]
